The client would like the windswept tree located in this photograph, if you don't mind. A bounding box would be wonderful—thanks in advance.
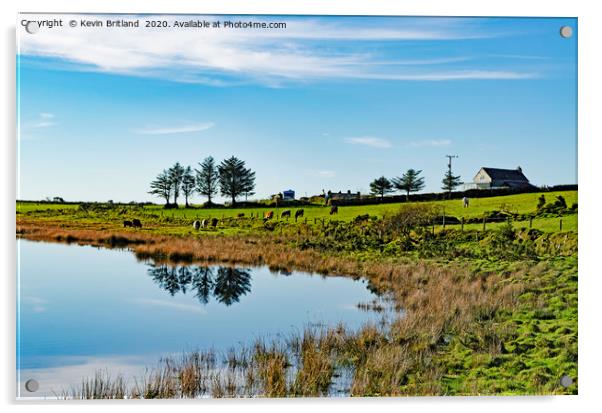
[442,169,462,196]
[148,169,172,205]
[181,166,196,208]
[218,156,256,206]
[392,169,425,200]
[195,156,219,205]
[369,176,393,200]
[168,162,185,206]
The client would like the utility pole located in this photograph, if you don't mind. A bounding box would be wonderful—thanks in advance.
[445,155,458,173]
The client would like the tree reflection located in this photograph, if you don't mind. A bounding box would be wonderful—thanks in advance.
[147,264,252,306]
[213,267,252,306]
[191,267,214,305]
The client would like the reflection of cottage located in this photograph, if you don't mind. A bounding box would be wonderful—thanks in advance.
[473,166,534,189]
[282,189,295,201]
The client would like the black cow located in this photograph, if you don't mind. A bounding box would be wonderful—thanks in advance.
[295,209,304,221]
[281,210,291,219]
[192,220,201,230]
[330,205,339,215]
[132,219,142,228]
[211,218,219,228]
[123,220,133,228]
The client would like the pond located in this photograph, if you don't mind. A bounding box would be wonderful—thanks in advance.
[16,239,391,398]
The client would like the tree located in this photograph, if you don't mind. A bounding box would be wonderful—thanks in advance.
[195,156,219,205]
[181,166,196,208]
[149,169,172,205]
[392,169,425,200]
[369,176,393,200]
[441,170,462,196]
[218,156,256,206]
[168,162,185,205]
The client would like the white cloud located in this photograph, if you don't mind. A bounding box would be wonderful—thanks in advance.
[345,136,392,148]
[18,14,538,85]
[318,170,336,178]
[21,296,48,312]
[26,112,56,129]
[133,122,214,135]
[409,139,452,147]
[130,298,207,314]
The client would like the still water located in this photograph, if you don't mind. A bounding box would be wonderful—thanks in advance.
[17,239,387,398]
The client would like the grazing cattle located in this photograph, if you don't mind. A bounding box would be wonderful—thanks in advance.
[211,218,219,228]
[264,211,274,220]
[201,219,208,228]
[192,220,201,230]
[295,209,304,221]
[237,212,245,218]
[330,205,339,215]
[462,197,470,208]
[281,210,291,219]
[132,219,142,228]
[123,220,133,228]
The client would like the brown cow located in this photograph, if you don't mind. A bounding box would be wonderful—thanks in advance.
[264,210,274,220]
[281,210,291,219]
[330,205,339,215]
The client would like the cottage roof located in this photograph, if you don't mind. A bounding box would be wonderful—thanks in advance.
[479,167,529,182]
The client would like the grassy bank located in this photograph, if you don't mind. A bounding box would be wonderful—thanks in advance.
[17,190,577,235]
[16,192,578,397]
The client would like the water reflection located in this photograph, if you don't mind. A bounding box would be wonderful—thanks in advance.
[147,264,252,306]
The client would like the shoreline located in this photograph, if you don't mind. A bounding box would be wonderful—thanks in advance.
[15,217,578,396]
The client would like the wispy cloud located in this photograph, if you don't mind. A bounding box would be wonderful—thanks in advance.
[408,139,452,147]
[318,170,336,178]
[29,112,56,128]
[345,136,392,148]
[22,296,48,312]
[133,122,214,135]
[130,298,207,314]
[18,14,538,86]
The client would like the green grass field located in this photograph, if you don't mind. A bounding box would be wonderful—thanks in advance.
[17,190,577,233]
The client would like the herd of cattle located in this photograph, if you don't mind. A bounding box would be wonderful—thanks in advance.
[123,205,341,231]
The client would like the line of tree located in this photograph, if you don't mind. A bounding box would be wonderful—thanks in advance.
[370,166,462,200]
[149,156,256,207]
[370,169,426,200]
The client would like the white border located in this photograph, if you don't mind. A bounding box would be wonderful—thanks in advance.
[2,1,600,412]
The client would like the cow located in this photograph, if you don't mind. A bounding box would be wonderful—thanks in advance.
[281,210,291,219]
[462,197,470,208]
[295,209,304,221]
[132,219,142,228]
[200,219,208,228]
[123,220,133,228]
[264,211,274,221]
[192,220,201,230]
[330,205,339,215]
[237,212,245,218]
[211,218,219,228]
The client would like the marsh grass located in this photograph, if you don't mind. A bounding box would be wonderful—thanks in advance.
[18,211,577,397]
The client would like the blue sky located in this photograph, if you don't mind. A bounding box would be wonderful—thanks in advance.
[17,15,577,202]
